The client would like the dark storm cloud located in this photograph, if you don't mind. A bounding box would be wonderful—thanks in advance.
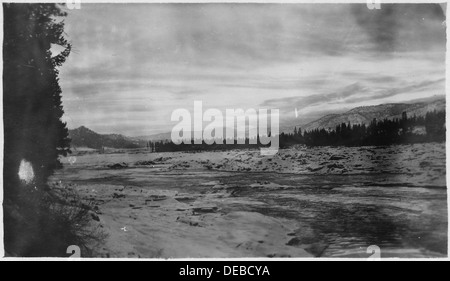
[351,3,445,53]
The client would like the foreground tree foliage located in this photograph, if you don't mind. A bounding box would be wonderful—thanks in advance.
[3,3,104,257]
[3,3,71,196]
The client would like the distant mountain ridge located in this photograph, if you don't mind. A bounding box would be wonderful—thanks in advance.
[132,132,173,142]
[135,127,252,142]
[70,98,445,148]
[69,126,146,149]
[296,98,445,133]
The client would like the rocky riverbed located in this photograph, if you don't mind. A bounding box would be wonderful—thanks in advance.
[50,143,447,258]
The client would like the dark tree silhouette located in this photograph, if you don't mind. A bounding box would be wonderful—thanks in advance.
[2,4,84,257]
[281,110,445,148]
[3,3,71,199]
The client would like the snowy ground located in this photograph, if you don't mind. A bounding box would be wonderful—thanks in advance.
[50,143,447,258]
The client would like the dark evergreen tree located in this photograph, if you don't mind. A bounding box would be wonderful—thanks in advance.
[3,3,71,197]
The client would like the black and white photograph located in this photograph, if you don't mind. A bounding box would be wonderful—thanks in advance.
[1,1,448,260]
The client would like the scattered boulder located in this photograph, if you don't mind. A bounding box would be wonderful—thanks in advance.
[307,166,323,172]
[108,162,128,169]
[135,160,155,165]
[112,193,125,199]
[174,196,197,203]
[286,237,302,246]
[176,216,203,227]
[90,212,100,222]
[327,163,345,169]
[154,157,171,162]
[192,206,218,214]
[146,195,167,202]
[329,155,346,161]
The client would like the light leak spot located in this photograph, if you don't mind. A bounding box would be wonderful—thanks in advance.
[18,159,35,184]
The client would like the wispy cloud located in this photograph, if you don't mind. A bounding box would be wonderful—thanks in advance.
[59,3,446,136]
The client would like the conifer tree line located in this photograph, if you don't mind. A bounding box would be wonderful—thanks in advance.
[148,110,445,153]
[280,110,445,147]
[146,137,270,153]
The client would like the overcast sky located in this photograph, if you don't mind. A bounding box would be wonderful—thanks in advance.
[58,3,446,136]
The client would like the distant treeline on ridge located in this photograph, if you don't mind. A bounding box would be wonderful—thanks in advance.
[281,110,445,147]
[145,110,445,152]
